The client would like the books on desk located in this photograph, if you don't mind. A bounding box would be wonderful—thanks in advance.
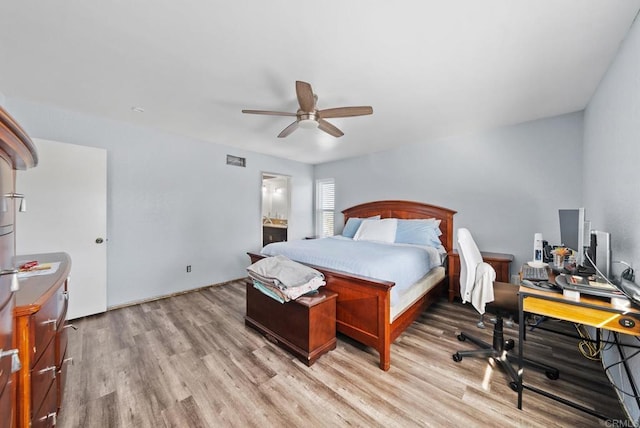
[554,273,627,301]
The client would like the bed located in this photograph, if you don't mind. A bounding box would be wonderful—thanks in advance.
[247,200,456,370]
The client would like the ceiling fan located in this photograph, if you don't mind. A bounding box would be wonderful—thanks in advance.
[242,81,373,138]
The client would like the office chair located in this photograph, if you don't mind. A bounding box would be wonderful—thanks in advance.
[452,228,559,390]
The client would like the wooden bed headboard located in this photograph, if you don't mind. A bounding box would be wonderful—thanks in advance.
[342,200,457,252]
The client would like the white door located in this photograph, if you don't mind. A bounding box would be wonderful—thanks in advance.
[16,138,107,320]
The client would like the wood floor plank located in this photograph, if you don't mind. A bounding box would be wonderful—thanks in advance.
[56,280,630,427]
[160,396,208,428]
[75,391,120,428]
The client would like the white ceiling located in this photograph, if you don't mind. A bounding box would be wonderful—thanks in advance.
[1,1,639,164]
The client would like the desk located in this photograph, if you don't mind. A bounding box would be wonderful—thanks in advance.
[517,285,640,419]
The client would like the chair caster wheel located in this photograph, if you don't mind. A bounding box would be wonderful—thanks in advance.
[504,339,515,351]
[452,353,462,362]
[546,370,560,380]
[457,334,466,342]
[509,381,519,392]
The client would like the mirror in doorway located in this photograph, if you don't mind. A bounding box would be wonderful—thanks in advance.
[262,173,290,246]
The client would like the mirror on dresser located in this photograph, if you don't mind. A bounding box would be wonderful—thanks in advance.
[261,172,290,247]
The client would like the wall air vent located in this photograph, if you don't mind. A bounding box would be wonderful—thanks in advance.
[226,154,246,167]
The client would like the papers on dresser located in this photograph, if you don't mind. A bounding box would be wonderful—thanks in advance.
[17,262,61,278]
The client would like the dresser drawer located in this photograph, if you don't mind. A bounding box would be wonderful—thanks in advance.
[31,380,57,428]
[0,156,14,231]
[0,298,14,392]
[57,286,68,330]
[32,284,65,367]
[0,267,12,313]
[57,347,70,411]
[31,338,56,416]
[0,379,15,428]
[56,325,68,368]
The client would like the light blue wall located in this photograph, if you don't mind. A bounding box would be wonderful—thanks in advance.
[4,98,315,307]
[584,14,640,423]
[4,14,639,415]
[315,112,584,274]
[584,16,640,277]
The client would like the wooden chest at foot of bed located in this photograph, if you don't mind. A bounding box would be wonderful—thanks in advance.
[245,279,337,366]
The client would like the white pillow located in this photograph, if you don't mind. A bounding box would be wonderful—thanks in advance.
[342,214,381,238]
[353,218,398,243]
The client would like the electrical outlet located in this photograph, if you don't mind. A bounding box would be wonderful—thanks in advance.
[186,265,191,273]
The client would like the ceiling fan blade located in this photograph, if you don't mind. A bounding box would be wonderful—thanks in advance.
[277,121,300,138]
[318,106,373,118]
[296,81,316,112]
[317,119,344,138]
[242,110,297,117]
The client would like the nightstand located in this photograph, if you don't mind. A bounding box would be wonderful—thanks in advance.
[447,250,514,302]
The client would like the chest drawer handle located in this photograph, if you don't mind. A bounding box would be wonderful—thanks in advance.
[38,365,57,379]
[63,324,78,331]
[0,348,21,373]
[39,412,57,426]
[41,319,57,332]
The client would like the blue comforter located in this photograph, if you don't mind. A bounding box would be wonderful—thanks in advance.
[261,236,443,302]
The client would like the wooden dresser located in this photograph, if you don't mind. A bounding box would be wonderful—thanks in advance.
[447,250,514,302]
[1,105,38,428]
[14,252,72,428]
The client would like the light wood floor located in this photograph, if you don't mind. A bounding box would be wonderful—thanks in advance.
[56,280,628,427]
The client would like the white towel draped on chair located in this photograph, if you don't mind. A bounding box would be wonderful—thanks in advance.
[471,262,496,314]
[458,228,496,314]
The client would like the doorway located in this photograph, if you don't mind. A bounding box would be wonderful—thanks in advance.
[261,173,290,246]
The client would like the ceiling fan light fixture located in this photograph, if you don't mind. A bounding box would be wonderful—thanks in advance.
[298,118,318,129]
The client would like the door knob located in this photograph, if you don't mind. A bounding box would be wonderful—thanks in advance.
[95,237,104,244]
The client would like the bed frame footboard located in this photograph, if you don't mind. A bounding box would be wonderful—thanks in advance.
[247,252,443,370]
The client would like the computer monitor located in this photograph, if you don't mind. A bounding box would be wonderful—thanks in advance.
[591,230,611,280]
[558,208,587,266]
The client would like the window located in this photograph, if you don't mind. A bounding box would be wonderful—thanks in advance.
[316,178,335,238]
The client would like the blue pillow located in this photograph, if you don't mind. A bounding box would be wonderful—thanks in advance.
[342,215,381,238]
[395,219,442,247]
